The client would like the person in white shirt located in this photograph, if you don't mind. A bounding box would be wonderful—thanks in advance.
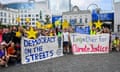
[63,28,70,54]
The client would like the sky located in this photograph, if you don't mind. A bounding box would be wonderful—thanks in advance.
[0,0,115,11]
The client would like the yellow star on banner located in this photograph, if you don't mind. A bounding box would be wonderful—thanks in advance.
[16,17,21,23]
[94,20,103,29]
[62,20,69,29]
[16,31,21,37]
[36,21,42,29]
[25,18,30,23]
[55,20,61,26]
[25,27,38,39]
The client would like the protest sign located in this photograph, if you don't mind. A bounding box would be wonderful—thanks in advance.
[70,33,110,55]
[21,36,63,64]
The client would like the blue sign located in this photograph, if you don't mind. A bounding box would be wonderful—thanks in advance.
[52,16,62,23]
[70,19,76,26]
[75,26,90,34]
[92,10,114,21]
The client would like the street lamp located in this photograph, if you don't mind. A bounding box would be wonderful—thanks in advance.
[87,3,101,21]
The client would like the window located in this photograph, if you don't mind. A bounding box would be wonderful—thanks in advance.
[21,18,23,21]
[80,18,82,24]
[32,18,35,21]
[32,22,35,25]
[0,12,3,16]
[36,18,39,21]
[4,19,6,23]
[85,18,88,23]
[24,14,27,17]
[4,13,6,17]
[36,14,39,17]
[28,14,31,17]
[118,25,120,32]
[21,22,24,25]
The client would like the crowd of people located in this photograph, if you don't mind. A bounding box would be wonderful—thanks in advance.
[0,25,73,67]
[0,24,120,67]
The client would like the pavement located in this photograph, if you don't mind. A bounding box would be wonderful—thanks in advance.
[1,52,120,72]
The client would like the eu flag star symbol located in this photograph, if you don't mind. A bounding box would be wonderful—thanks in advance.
[25,27,38,39]
[94,20,103,29]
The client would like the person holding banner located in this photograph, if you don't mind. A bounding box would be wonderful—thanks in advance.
[90,25,96,35]
[63,28,70,54]
[112,37,120,52]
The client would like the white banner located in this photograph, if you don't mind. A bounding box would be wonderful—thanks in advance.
[21,36,63,64]
[70,33,110,55]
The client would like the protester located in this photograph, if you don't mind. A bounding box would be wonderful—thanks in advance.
[63,28,70,54]
[7,42,17,64]
[0,28,3,43]
[2,27,12,44]
[0,42,9,67]
[112,37,120,52]
[90,25,96,35]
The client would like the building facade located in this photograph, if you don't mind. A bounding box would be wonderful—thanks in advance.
[0,8,18,25]
[0,0,52,26]
[62,6,91,27]
[114,1,120,32]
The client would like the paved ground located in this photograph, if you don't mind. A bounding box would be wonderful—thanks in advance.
[1,52,120,72]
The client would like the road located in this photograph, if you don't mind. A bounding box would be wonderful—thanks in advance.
[1,52,120,72]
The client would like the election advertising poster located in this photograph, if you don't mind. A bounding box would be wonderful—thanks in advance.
[70,33,110,55]
[21,36,63,64]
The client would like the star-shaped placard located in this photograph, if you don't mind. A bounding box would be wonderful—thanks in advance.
[25,27,38,39]
[25,18,30,23]
[94,20,103,29]
[16,17,21,23]
[62,20,69,29]
[36,21,42,29]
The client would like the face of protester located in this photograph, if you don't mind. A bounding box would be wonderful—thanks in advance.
[64,28,68,32]
[12,26,17,31]
[5,28,9,33]
[11,42,15,48]
[92,26,96,31]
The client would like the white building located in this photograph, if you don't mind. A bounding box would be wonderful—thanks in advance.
[114,1,120,32]
[0,8,18,25]
[62,6,91,27]
[0,0,52,26]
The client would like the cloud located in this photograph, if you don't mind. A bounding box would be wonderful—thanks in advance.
[0,0,44,4]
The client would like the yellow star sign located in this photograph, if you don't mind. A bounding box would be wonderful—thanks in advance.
[62,20,69,29]
[16,31,21,37]
[55,20,61,26]
[36,21,42,29]
[25,18,30,23]
[25,27,38,39]
[46,24,53,29]
[16,17,21,23]
[94,20,103,29]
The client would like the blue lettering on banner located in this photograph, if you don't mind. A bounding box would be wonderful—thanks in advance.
[25,50,54,63]
[24,37,56,47]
